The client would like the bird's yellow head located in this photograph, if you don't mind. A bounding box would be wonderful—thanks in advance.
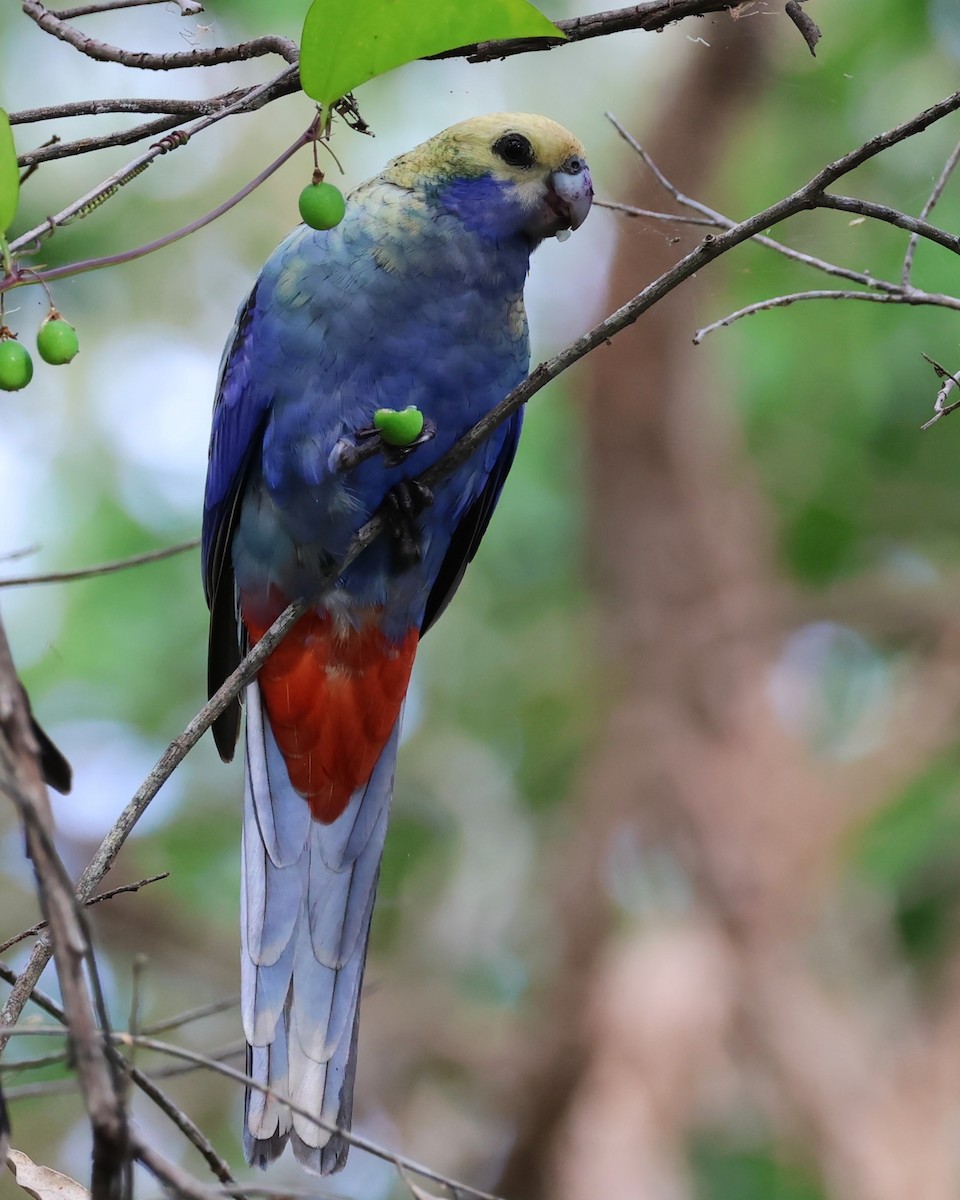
[384,113,593,243]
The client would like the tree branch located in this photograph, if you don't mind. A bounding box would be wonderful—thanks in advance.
[5,102,310,280]
[0,872,169,954]
[434,1,784,62]
[23,1,298,70]
[694,286,960,343]
[0,539,198,588]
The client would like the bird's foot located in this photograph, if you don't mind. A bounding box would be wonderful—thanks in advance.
[383,479,434,569]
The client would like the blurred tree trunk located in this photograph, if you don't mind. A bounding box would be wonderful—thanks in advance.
[497,23,770,1195]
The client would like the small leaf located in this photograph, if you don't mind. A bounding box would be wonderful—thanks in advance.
[0,110,19,234]
[6,1149,91,1200]
[300,0,564,110]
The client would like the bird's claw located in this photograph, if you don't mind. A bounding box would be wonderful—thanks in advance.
[383,479,434,569]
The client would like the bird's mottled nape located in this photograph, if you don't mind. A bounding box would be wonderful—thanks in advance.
[201,113,591,1174]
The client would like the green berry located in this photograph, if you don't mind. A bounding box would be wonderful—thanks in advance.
[0,337,33,391]
[298,181,346,230]
[373,405,425,446]
[37,316,79,365]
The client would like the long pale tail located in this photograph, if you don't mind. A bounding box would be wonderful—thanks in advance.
[241,683,398,1173]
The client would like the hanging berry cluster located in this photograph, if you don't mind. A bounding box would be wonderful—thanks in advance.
[0,309,79,391]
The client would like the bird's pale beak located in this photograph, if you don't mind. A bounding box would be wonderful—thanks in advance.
[526,155,593,241]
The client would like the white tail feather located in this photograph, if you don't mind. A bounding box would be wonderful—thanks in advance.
[241,684,398,1174]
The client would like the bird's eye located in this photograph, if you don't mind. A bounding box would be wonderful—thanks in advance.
[493,133,536,169]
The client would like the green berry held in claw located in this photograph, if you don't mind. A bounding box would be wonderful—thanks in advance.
[298,181,346,230]
[37,317,79,365]
[0,337,33,391]
[373,405,425,446]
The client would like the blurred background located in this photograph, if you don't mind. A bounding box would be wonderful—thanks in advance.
[3,2,960,1197]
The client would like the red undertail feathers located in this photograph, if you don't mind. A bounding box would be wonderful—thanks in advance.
[243,600,418,823]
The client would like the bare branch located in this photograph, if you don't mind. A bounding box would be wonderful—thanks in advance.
[903,136,960,284]
[23,1,297,70]
[818,192,960,255]
[433,1,775,63]
[0,872,169,953]
[54,0,204,16]
[19,113,184,167]
[6,106,311,284]
[141,994,239,1037]
[125,1034,507,1200]
[0,966,235,1186]
[595,197,715,226]
[133,1135,223,1200]
[15,69,302,167]
[606,109,960,347]
[10,92,251,125]
[693,286,960,343]
[0,962,64,1023]
[11,92,237,124]
[604,113,906,291]
[920,352,960,429]
[785,0,821,55]
[0,539,198,588]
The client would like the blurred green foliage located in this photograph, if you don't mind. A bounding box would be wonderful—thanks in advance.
[692,1136,825,1200]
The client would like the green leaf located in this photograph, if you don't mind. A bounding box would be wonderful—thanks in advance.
[0,109,18,234]
[300,0,564,110]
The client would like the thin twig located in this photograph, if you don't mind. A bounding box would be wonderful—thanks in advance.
[605,110,960,344]
[16,69,302,168]
[0,872,169,954]
[2,1041,245,1093]
[0,964,65,1023]
[0,540,198,588]
[603,115,904,291]
[134,1135,224,1200]
[123,1034,506,1200]
[0,988,235,1185]
[902,137,960,285]
[6,113,312,291]
[19,113,186,169]
[141,994,239,1037]
[818,192,960,256]
[595,197,714,226]
[11,91,252,126]
[785,0,821,55]
[920,353,960,429]
[7,65,301,259]
[693,287,960,342]
[54,0,204,16]
[434,0,766,62]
